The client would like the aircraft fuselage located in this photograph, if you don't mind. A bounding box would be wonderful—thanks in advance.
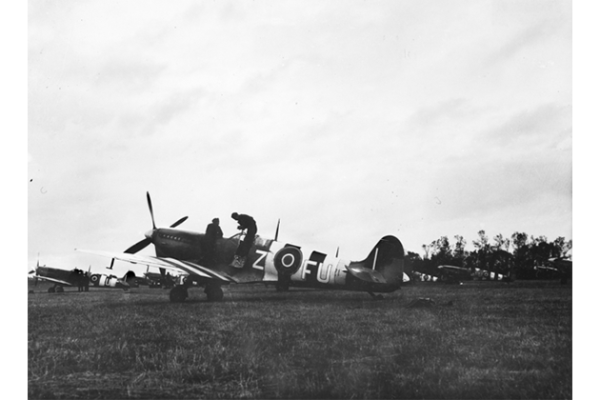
[151,230,405,293]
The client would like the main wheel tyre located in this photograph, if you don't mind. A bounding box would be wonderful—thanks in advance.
[205,285,224,302]
[169,286,188,303]
[48,287,55,293]
[56,286,64,293]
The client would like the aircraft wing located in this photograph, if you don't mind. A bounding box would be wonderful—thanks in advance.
[32,275,73,286]
[76,249,238,284]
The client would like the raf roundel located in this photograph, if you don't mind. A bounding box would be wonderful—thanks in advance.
[274,247,303,275]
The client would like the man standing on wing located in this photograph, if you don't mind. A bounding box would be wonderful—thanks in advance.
[230,212,257,268]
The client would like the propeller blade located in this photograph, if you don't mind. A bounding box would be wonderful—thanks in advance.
[124,238,152,254]
[275,219,280,241]
[146,192,156,230]
[170,216,188,228]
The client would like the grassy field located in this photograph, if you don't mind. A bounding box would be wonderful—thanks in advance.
[28,280,571,399]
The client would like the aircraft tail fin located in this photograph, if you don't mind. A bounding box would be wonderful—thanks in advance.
[123,271,138,287]
[348,235,407,286]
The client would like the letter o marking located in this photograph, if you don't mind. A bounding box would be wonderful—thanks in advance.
[281,254,295,267]
[274,247,303,275]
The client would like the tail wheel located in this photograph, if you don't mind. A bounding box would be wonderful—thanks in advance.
[205,285,224,302]
[169,286,188,303]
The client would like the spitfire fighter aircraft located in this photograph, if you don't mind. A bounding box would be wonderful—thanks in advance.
[29,261,136,292]
[79,192,409,302]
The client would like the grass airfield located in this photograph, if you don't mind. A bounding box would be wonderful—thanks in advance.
[28,280,571,399]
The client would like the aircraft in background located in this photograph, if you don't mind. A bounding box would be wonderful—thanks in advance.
[137,266,179,288]
[412,271,439,282]
[547,257,572,268]
[436,265,472,283]
[79,192,409,303]
[412,265,510,284]
[438,265,510,282]
[536,257,572,284]
[29,261,138,292]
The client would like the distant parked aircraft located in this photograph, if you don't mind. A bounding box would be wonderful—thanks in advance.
[439,264,509,282]
[29,261,137,292]
[412,271,439,282]
[540,257,572,284]
[411,265,509,284]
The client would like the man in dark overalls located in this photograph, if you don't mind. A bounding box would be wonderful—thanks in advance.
[230,212,257,268]
[204,217,223,264]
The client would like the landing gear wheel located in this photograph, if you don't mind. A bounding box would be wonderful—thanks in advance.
[204,285,224,302]
[169,286,188,303]
[48,287,55,293]
[56,286,64,293]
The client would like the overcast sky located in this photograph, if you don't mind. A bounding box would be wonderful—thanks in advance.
[27,0,572,275]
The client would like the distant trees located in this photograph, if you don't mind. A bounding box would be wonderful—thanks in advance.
[414,230,571,280]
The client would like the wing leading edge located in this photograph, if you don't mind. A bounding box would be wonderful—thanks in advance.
[76,249,237,284]
[31,275,73,286]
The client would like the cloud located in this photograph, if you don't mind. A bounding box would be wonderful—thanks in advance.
[480,103,571,148]
[483,22,554,69]
[405,98,472,133]
[95,59,168,94]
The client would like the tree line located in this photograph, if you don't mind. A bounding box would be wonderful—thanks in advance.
[406,230,572,280]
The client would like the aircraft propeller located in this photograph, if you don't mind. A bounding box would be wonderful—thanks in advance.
[124,192,188,254]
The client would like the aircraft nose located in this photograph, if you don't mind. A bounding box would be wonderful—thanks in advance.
[144,229,154,239]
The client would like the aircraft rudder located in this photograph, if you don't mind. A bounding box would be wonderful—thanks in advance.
[368,235,405,285]
[361,235,405,264]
